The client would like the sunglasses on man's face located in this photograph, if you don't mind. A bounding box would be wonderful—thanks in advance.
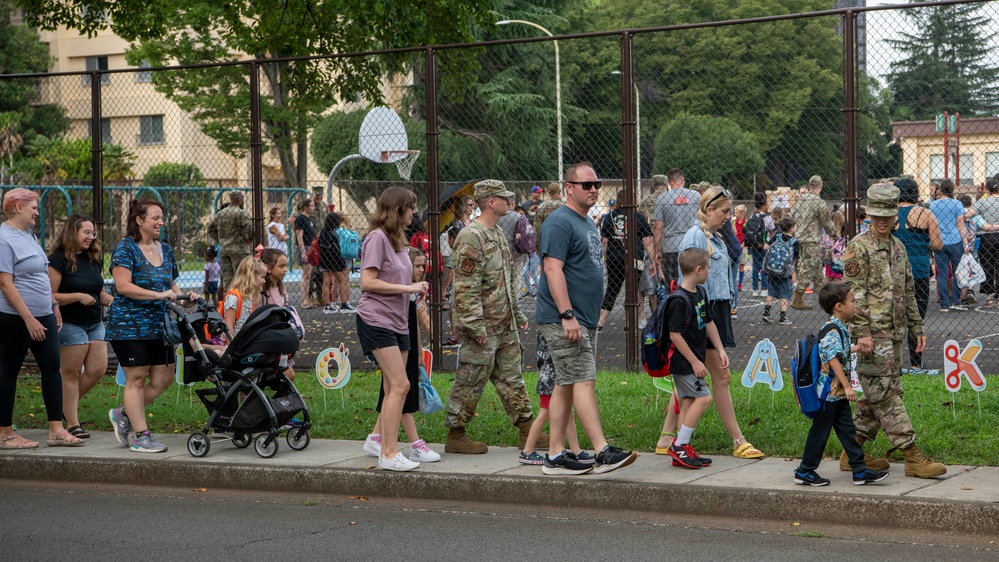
[567,181,602,191]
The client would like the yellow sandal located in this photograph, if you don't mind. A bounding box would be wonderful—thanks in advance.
[655,432,675,455]
[733,442,764,459]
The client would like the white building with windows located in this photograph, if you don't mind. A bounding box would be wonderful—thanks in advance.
[892,117,999,200]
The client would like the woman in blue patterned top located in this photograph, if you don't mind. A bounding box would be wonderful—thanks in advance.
[106,199,197,453]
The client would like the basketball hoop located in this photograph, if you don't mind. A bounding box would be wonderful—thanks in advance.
[382,150,421,181]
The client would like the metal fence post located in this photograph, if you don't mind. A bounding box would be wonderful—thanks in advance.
[249,61,264,245]
[425,47,442,361]
[620,31,639,371]
[842,10,858,238]
[90,70,104,238]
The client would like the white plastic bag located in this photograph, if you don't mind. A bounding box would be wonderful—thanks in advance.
[957,253,986,289]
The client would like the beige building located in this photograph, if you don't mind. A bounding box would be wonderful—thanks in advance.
[892,117,999,201]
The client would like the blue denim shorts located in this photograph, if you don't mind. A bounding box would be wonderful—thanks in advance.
[59,321,106,346]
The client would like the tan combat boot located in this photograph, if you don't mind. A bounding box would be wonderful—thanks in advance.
[901,444,947,478]
[791,292,813,310]
[517,419,549,450]
[445,428,487,454]
[839,437,890,471]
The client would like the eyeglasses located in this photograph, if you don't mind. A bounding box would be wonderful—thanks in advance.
[567,181,602,191]
[705,189,732,207]
[81,230,97,238]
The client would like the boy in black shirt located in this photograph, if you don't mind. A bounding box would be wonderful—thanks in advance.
[665,248,729,469]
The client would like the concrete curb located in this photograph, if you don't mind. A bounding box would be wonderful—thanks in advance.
[2,455,996,536]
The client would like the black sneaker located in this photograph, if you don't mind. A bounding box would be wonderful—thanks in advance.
[592,445,638,474]
[762,314,773,323]
[853,468,889,486]
[684,443,712,466]
[542,451,592,475]
[793,469,830,487]
[668,442,702,469]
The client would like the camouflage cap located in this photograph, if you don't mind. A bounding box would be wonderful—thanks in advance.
[228,190,244,202]
[474,179,515,201]
[808,175,822,188]
[312,184,325,194]
[866,183,899,217]
[652,174,668,187]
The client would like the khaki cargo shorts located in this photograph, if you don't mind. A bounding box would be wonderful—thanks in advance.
[537,323,597,386]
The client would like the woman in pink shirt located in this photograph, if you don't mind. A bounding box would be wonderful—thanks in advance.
[355,187,428,471]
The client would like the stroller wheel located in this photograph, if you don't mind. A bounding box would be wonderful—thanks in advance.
[187,433,210,458]
[254,434,278,458]
[232,432,251,448]
[286,427,310,451]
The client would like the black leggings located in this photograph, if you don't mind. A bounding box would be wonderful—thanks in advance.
[906,277,930,368]
[0,312,63,426]
[601,259,628,312]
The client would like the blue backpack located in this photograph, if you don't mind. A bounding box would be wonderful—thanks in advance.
[790,323,846,419]
[337,227,360,259]
[763,234,795,279]
[642,289,695,378]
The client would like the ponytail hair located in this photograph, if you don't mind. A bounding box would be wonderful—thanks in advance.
[697,186,731,253]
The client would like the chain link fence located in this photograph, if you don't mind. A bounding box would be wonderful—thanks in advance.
[4,0,999,375]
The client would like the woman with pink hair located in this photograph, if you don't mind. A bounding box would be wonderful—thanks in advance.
[0,189,84,448]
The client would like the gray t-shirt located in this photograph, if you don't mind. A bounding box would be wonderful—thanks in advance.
[0,222,53,317]
[654,187,701,254]
[497,211,519,254]
[536,206,604,328]
[973,195,999,225]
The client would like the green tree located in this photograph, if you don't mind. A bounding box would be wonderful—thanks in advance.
[143,162,207,187]
[652,113,764,191]
[563,0,851,185]
[887,1,999,121]
[16,136,135,184]
[18,0,491,188]
[0,0,70,179]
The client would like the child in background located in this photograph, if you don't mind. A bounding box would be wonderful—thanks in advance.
[663,248,721,469]
[203,246,220,306]
[518,334,584,466]
[260,248,297,381]
[222,256,265,339]
[733,205,747,291]
[959,195,978,305]
[794,283,890,487]
[762,217,798,326]
[362,248,441,463]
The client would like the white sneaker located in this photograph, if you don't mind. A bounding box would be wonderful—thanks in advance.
[408,439,441,462]
[379,452,420,471]
[323,303,339,314]
[363,434,381,457]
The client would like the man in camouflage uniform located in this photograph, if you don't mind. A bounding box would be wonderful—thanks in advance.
[533,182,563,253]
[208,191,253,290]
[790,175,836,310]
[842,184,946,479]
[446,179,541,454]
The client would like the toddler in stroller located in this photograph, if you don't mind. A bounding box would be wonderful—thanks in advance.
[165,298,311,458]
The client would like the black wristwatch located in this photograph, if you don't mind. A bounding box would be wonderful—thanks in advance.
[559,309,575,320]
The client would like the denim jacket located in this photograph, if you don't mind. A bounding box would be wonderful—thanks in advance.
[678,224,734,302]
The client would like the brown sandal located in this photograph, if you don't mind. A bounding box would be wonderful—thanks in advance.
[1,434,39,449]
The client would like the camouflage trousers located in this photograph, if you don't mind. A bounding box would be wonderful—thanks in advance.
[220,250,250,292]
[445,329,533,430]
[853,338,916,448]
[794,242,825,295]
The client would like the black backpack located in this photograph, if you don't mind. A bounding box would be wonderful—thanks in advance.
[744,212,767,249]
[642,289,695,378]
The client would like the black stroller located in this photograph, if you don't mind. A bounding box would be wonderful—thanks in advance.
[164,298,312,458]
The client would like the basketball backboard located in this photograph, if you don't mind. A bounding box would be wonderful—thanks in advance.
[358,106,409,163]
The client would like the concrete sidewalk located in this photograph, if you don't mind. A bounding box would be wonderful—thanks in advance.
[1,430,996,536]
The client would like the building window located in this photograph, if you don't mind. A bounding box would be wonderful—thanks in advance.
[139,115,164,145]
[88,118,112,145]
[929,153,974,185]
[83,56,110,86]
[136,60,152,83]
[986,153,999,179]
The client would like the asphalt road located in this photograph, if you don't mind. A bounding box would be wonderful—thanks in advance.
[2,480,996,561]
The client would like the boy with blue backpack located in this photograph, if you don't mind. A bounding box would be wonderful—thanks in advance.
[762,217,798,325]
[793,282,889,487]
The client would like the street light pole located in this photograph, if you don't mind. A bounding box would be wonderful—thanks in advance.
[497,19,562,184]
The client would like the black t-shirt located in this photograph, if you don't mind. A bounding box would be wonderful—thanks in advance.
[294,214,316,247]
[600,208,653,262]
[48,248,104,326]
[666,286,712,375]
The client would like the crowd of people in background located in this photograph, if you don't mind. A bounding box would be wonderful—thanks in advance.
[2,165,992,482]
